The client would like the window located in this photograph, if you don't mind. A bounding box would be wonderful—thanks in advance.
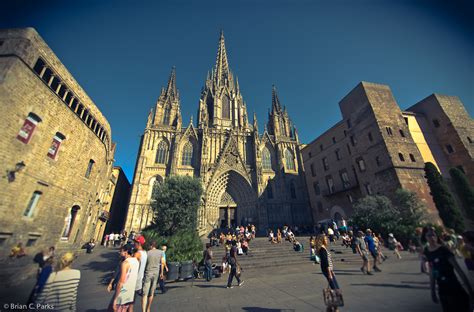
[409,153,416,162]
[61,206,80,239]
[317,202,323,213]
[347,194,353,203]
[290,182,297,199]
[162,106,170,125]
[222,96,231,119]
[368,132,373,142]
[47,132,66,160]
[399,129,405,137]
[347,119,352,128]
[340,170,351,189]
[313,182,321,195]
[343,130,347,137]
[322,157,329,171]
[85,159,95,178]
[335,149,341,160]
[279,118,286,135]
[24,191,42,217]
[285,149,295,170]
[181,142,193,166]
[33,58,46,75]
[350,136,356,146]
[468,137,473,144]
[320,144,323,151]
[356,158,366,172]
[398,153,405,162]
[17,112,42,144]
[310,163,316,176]
[267,181,273,199]
[386,127,393,136]
[156,141,169,164]
[262,147,272,170]
[308,152,312,158]
[375,156,381,167]
[433,119,440,128]
[446,144,454,154]
[365,183,373,195]
[326,176,335,194]
[404,117,409,125]
[346,144,351,155]
[332,137,336,144]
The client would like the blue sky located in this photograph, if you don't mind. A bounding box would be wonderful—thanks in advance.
[2,0,473,181]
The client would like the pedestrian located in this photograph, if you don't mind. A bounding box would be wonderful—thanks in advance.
[203,243,213,281]
[388,233,402,259]
[317,235,340,290]
[9,242,26,258]
[141,242,164,312]
[28,256,54,304]
[134,235,148,298]
[159,244,168,293]
[35,252,81,311]
[226,241,244,288]
[365,229,381,272]
[327,227,334,243]
[355,231,372,275]
[111,244,139,312]
[422,226,473,312]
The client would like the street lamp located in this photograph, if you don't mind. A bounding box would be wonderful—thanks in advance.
[5,161,26,182]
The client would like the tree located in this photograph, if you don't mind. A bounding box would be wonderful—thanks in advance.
[450,167,474,218]
[424,162,464,232]
[150,175,203,236]
[392,189,426,242]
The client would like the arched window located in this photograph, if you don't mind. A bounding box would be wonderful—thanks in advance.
[156,141,169,164]
[85,159,95,178]
[181,142,193,166]
[162,106,170,125]
[149,176,163,200]
[285,149,295,171]
[267,181,273,199]
[262,147,272,170]
[61,205,80,239]
[222,96,230,119]
[279,118,286,135]
[290,182,297,199]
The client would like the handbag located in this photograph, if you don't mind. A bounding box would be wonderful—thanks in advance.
[323,287,344,307]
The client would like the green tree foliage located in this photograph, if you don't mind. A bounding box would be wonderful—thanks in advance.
[142,229,203,262]
[350,190,426,243]
[424,162,464,233]
[150,175,203,236]
[450,167,474,218]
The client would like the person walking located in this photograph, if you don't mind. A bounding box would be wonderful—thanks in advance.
[203,243,213,282]
[159,244,168,293]
[112,244,139,312]
[226,241,244,288]
[141,242,164,312]
[134,235,148,295]
[422,226,473,312]
[388,233,402,259]
[365,229,381,272]
[35,252,81,311]
[317,235,342,312]
[355,231,372,275]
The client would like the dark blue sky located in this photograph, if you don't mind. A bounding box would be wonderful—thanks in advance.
[3,0,473,181]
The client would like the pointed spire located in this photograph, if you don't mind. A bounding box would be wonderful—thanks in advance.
[214,30,230,86]
[190,115,193,125]
[272,85,282,113]
[165,66,178,100]
[253,111,259,132]
[236,76,240,94]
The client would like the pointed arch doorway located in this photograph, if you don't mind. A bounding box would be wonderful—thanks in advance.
[204,170,257,232]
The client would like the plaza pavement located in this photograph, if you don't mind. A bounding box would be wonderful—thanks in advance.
[1,239,440,312]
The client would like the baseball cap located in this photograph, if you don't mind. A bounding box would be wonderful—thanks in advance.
[135,235,145,245]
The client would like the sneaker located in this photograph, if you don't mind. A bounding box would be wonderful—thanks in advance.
[226,286,234,289]
[238,281,245,287]
[367,271,374,275]
[360,267,365,274]
[374,267,382,272]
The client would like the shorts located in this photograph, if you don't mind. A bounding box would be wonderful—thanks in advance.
[370,249,378,259]
[361,251,369,261]
[142,274,159,297]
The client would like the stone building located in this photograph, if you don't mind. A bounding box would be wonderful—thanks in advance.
[0,28,115,263]
[125,32,311,235]
[302,82,445,223]
[102,167,131,240]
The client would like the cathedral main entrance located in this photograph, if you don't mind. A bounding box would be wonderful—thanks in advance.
[203,170,257,232]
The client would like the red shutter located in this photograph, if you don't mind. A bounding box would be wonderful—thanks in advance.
[17,117,39,144]
[47,135,63,159]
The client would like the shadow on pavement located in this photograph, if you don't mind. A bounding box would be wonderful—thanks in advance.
[80,250,119,273]
[193,284,227,288]
[243,308,295,312]
[350,283,429,289]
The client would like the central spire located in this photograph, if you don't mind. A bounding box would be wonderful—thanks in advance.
[214,30,230,86]
[165,66,178,100]
[272,85,282,113]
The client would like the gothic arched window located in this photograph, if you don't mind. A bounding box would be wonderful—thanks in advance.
[162,106,170,125]
[290,182,297,199]
[181,142,193,166]
[262,147,272,170]
[279,118,286,135]
[155,140,169,164]
[285,148,295,171]
[222,96,230,119]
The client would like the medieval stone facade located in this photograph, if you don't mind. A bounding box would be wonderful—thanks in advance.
[0,28,115,264]
[125,32,311,235]
[302,81,472,224]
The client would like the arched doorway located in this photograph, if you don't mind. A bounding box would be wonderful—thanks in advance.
[61,205,80,240]
[203,170,257,231]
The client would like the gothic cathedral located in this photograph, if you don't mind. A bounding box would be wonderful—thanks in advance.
[125,32,311,235]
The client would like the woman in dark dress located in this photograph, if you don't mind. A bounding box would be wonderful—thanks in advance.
[422,226,473,312]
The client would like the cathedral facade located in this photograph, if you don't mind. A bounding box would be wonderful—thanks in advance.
[125,32,311,235]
